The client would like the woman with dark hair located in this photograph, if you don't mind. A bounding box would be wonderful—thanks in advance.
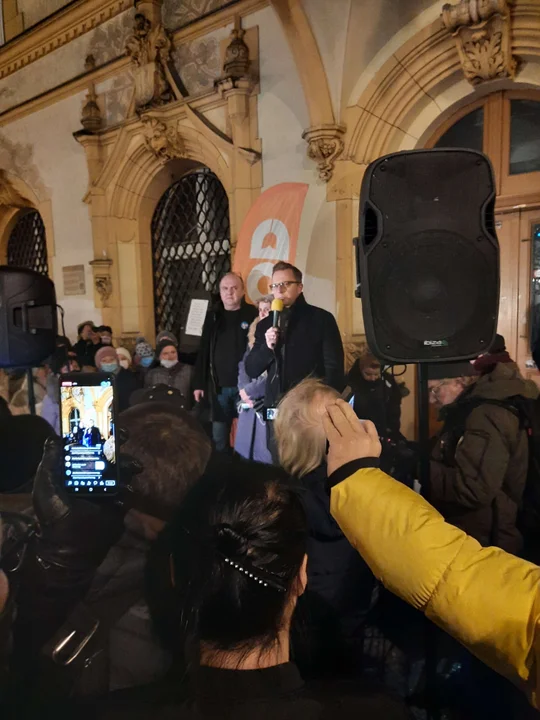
[142,457,408,719]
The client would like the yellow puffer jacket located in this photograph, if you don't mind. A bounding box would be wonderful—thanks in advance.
[329,464,540,708]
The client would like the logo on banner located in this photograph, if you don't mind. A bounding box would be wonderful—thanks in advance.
[233,183,309,303]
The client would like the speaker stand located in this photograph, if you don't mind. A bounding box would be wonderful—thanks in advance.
[417,363,439,720]
[26,368,36,416]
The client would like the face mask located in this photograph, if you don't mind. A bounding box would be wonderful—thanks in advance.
[119,359,130,370]
[101,336,112,345]
[101,361,119,373]
[161,358,178,370]
[140,356,154,368]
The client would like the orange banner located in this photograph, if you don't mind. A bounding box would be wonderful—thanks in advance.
[233,183,309,303]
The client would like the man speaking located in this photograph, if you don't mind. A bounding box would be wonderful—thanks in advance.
[245,261,345,415]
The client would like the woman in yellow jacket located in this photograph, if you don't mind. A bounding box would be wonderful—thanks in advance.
[323,400,540,710]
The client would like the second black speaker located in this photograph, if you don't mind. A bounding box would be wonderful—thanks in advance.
[355,148,500,364]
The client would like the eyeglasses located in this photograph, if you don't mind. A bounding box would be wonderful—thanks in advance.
[429,380,450,396]
[269,281,301,291]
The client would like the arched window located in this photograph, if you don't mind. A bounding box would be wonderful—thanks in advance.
[7,209,48,275]
[151,168,231,339]
[426,91,540,383]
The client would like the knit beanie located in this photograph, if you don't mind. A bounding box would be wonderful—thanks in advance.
[134,337,154,359]
[156,339,177,358]
[116,347,132,365]
[95,345,118,367]
[426,361,479,381]
[156,330,178,347]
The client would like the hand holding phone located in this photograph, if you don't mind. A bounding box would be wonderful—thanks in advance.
[60,373,119,497]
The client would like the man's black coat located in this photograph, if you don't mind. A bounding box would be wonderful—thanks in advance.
[245,294,344,406]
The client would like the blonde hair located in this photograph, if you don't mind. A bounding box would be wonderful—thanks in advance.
[275,378,340,478]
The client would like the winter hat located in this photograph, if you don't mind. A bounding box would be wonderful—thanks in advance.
[129,384,187,410]
[427,362,479,381]
[116,347,132,366]
[95,345,118,367]
[77,320,95,336]
[134,337,154,359]
[156,330,178,347]
[489,334,506,354]
[156,339,177,358]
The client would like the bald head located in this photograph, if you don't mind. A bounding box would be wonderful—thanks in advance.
[220,273,245,311]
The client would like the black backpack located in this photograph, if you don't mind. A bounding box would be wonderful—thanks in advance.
[440,394,540,544]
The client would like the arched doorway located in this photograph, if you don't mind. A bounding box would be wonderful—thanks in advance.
[426,90,540,383]
[7,208,48,275]
[151,168,231,341]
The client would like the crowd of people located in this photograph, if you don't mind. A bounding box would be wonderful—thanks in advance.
[1,263,540,718]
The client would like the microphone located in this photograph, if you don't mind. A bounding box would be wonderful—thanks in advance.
[271,298,283,328]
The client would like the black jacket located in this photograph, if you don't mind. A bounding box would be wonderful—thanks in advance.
[193,300,257,413]
[294,465,376,678]
[346,362,402,439]
[92,663,410,720]
[116,369,141,413]
[245,295,344,406]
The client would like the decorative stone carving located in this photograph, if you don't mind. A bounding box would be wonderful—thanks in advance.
[0,170,29,208]
[89,257,113,307]
[223,19,250,81]
[125,12,173,110]
[442,0,517,85]
[302,124,346,183]
[141,115,185,163]
[81,55,103,132]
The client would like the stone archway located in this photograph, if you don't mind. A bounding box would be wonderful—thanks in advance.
[75,7,261,345]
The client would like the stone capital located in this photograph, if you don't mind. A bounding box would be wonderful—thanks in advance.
[302,124,346,183]
[442,0,517,85]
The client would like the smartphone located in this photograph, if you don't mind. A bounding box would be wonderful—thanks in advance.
[59,373,119,496]
[265,408,278,421]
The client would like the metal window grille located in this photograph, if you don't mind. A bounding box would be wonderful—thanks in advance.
[7,210,49,275]
[151,168,231,339]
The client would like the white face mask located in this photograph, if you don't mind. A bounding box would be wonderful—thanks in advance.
[119,359,130,370]
[161,358,178,370]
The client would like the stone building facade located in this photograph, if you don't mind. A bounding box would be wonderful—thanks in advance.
[1,0,540,436]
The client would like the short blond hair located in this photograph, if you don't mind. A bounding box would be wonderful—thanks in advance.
[275,378,339,478]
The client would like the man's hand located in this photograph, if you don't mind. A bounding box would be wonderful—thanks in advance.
[194,389,204,403]
[265,327,279,350]
[239,388,253,408]
[323,400,382,476]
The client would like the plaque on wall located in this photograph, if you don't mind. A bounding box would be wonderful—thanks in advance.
[63,265,86,296]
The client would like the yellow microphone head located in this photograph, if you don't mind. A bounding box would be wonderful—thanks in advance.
[271,299,284,313]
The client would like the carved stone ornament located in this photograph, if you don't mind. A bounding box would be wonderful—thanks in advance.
[125,12,173,110]
[223,22,250,80]
[0,170,29,208]
[89,257,113,307]
[81,55,103,132]
[442,0,517,85]
[141,115,185,163]
[302,124,346,182]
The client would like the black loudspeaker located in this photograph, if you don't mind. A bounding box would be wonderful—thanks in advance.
[0,266,57,368]
[355,148,499,364]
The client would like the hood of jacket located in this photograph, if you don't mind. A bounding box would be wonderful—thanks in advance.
[469,362,539,402]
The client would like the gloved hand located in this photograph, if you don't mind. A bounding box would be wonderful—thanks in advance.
[32,434,142,572]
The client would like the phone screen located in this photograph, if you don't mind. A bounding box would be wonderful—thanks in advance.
[59,373,118,495]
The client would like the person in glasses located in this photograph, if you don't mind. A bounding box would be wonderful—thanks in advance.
[426,359,538,555]
[245,262,344,460]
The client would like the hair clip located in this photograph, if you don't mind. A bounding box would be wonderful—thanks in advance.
[223,556,285,592]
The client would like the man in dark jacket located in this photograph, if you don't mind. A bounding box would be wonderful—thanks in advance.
[193,273,257,452]
[245,262,345,411]
[427,360,539,555]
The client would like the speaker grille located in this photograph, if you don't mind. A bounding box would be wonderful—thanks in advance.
[358,149,499,363]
